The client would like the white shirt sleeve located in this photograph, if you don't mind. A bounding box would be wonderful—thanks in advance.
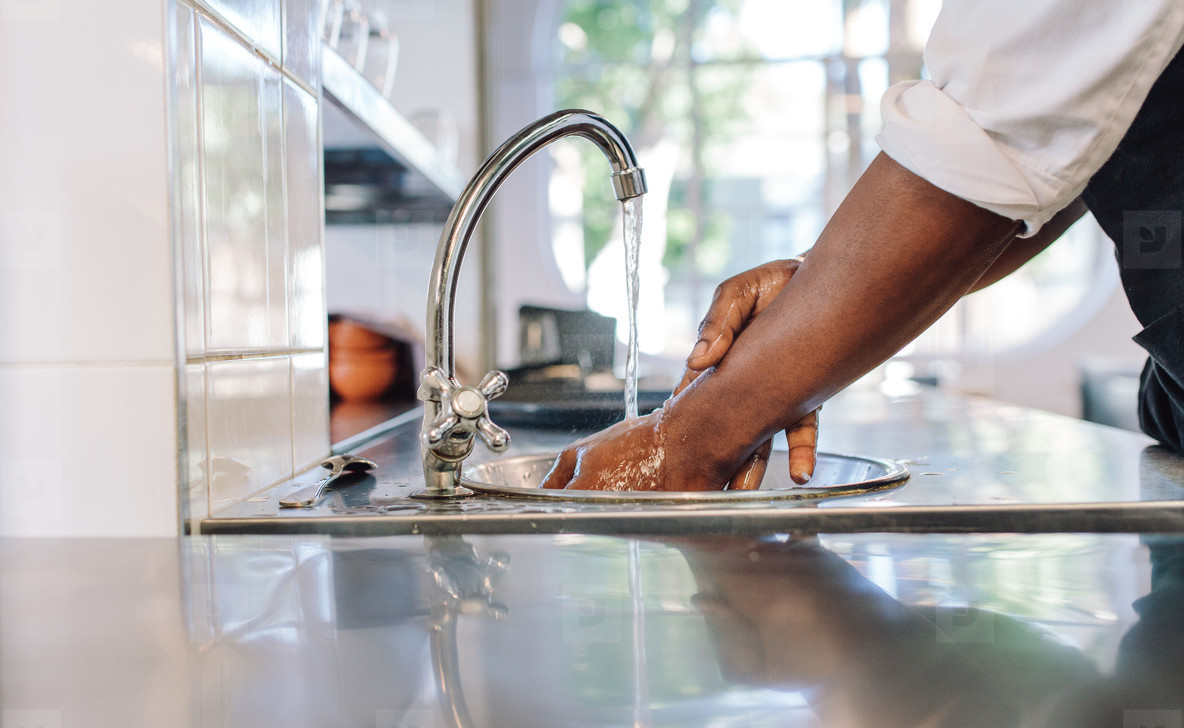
[876,0,1184,235]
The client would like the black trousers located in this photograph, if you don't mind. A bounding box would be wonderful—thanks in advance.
[1082,45,1184,452]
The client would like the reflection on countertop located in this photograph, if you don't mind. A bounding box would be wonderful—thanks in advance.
[329,394,418,448]
[3,531,1181,727]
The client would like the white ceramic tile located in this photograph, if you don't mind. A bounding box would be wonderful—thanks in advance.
[0,364,180,537]
[282,0,321,89]
[263,65,290,350]
[291,352,330,473]
[172,1,206,358]
[200,20,285,353]
[206,356,293,511]
[0,1,173,365]
[284,78,327,351]
[183,362,209,523]
[323,225,386,314]
[379,222,436,315]
[198,0,282,63]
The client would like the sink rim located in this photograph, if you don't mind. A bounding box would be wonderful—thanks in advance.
[462,450,909,503]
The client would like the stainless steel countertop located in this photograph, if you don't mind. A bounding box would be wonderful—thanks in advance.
[203,385,1184,535]
[3,531,1181,727]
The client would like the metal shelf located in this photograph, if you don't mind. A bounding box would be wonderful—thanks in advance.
[321,45,463,224]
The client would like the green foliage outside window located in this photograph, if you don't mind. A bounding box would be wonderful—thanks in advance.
[555,0,752,275]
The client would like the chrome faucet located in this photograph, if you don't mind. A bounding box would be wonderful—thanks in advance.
[416,110,647,498]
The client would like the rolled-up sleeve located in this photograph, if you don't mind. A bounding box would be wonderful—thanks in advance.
[876,0,1184,235]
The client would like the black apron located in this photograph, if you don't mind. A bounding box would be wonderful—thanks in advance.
[1081,45,1184,452]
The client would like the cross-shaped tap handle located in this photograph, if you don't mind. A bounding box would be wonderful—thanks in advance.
[418,367,511,455]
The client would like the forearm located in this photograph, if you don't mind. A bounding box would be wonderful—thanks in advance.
[664,154,1021,484]
[968,198,1087,292]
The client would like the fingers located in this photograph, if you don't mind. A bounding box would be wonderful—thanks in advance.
[539,448,577,489]
[686,281,758,371]
[687,289,749,372]
[787,408,820,484]
[728,439,772,490]
[685,259,800,373]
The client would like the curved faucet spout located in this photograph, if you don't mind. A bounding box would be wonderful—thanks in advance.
[416,109,648,498]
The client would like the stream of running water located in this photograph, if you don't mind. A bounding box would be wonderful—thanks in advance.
[621,198,643,420]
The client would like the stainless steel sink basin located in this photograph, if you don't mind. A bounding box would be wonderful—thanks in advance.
[463,451,909,503]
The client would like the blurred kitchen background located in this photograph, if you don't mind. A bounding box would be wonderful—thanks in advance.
[332,0,1146,418]
[480,0,1142,419]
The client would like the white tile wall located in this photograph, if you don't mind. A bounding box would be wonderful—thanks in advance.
[200,20,280,353]
[285,78,327,352]
[323,223,440,319]
[283,0,323,90]
[0,365,180,537]
[206,356,294,512]
[184,363,209,522]
[198,0,283,63]
[324,224,388,313]
[263,65,290,352]
[181,1,331,521]
[292,352,331,472]
[324,222,483,375]
[0,0,181,537]
[0,0,173,366]
[175,1,206,358]
[0,0,344,535]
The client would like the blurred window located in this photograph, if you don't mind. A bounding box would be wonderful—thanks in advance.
[549,0,1114,371]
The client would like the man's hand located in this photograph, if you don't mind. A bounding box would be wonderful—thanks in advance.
[674,259,820,487]
[540,259,819,492]
[538,409,719,491]
[539,411,666,491]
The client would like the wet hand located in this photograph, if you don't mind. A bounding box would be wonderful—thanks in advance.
[541,257,820,493]
[539,409,719,491]
[675,258,820,487]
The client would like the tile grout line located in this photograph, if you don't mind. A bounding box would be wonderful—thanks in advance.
[177,0,318,98]
[189,349,325,365]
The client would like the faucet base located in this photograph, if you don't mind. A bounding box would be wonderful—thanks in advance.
[410,486,476,500]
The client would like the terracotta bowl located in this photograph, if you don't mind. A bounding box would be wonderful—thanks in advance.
[330,347,398,401]
[329,318,393,350]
